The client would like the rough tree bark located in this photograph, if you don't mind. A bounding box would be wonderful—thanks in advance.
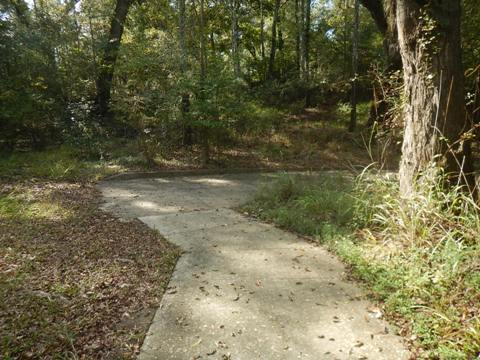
[95,0,133,121]
[396,0,475,194]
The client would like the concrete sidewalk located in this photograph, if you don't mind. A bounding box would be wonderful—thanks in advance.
[99,173,409,360]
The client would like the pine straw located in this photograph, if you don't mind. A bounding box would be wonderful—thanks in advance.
[0,182,180,359]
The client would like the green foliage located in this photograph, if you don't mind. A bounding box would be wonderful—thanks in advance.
[188,62,249,138]
[63,101,106,159]
[0,0,387,157]
[0,146,117,181]
[0,0,103,151]
[335,101,352,122]
[243,172,480,358]
[335,101,371,126]
[237,102,284,135]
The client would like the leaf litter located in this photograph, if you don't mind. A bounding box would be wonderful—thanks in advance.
[0,181,180,359]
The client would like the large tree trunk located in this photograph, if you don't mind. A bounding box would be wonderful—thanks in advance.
[267,0,280,80]
[95,0,133,121]
[396,0,475,195]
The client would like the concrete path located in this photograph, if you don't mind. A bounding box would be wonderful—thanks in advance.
[99,173,409,360]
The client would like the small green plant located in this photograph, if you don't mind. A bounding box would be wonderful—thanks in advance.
[336,102,352,124]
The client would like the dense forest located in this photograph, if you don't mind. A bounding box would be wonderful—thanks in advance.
[1,0,480,358]
[2,0,480,182]
[1,0,383,159]
[2,0,480,187]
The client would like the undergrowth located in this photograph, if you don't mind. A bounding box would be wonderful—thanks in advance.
[242,171,480,359]
[0,146,120,181]
[0,142,157,182]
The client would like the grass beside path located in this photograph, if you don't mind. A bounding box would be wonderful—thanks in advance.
[0,182,180,359]
[0,103,379,182]
[241,172,480,359]
[0,103,390,358]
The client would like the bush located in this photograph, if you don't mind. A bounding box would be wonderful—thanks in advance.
[63,100,106,160]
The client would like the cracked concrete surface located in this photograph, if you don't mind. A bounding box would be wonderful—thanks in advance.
[99,173,409,360]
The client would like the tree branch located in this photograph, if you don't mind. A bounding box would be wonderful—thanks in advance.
[359,0,388,35]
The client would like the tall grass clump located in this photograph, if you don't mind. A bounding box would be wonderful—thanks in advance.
[350,170,480,359]
[243,173,354,239]
[244,170,480,359]
[355,169,480,247]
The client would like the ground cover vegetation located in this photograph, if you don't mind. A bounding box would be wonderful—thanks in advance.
[1,0,480,358]
[242,172,480,359]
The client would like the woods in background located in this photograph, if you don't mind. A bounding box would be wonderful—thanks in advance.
[0,0,382,154]
[1,0,480,190]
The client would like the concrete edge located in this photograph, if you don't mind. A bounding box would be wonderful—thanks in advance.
[102,166,330,181]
